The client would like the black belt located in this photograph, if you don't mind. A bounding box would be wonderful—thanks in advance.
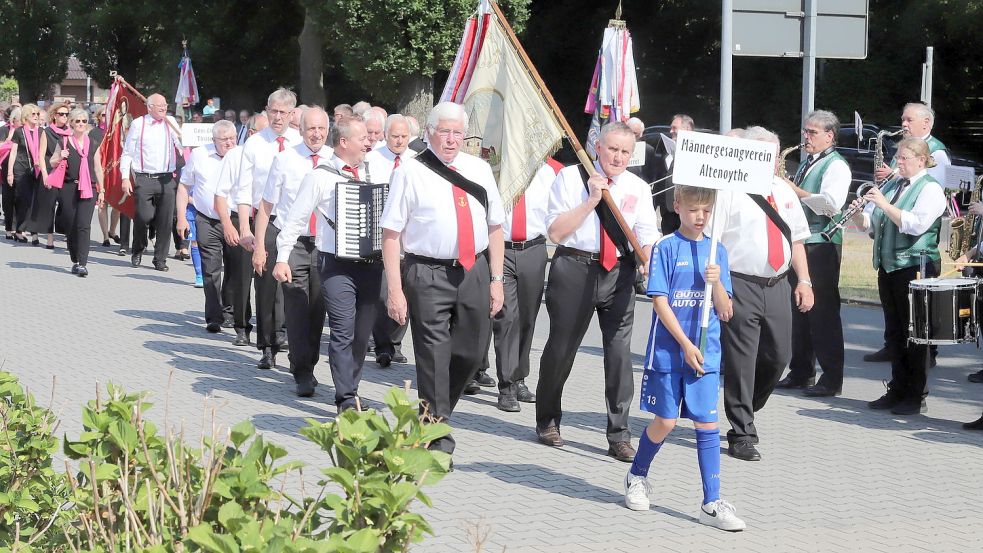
[134,171,173,178]
[555,245,631,265]
[297,235,315,244]
[405,250,487,268]
[505,235,546,250]
[732,271,789,287]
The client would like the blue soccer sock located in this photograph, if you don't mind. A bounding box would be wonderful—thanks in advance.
[695,428,721,504]
[190,244,202,279]
[629,429,663,477]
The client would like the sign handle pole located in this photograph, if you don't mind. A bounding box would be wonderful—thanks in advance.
[698,195,720,356]
[800,0,817,163]
[719,0,733,134]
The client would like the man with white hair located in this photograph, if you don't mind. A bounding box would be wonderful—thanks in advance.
[366,114,414,367]
[381,101,506,459]
[352,101,371,118]
[120,93,183,271]
[259,107,333,395]
[713,126,813,462]
[535,122,660,462]
[231,88,301,358]
[364,108,386,149]
[405,115,426,153]
[333,103,353,122]
[177,120,238,332]
[626,117,658,187]
[274,116,382,408]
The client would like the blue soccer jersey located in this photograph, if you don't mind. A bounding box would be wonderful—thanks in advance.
[643,232,732,374]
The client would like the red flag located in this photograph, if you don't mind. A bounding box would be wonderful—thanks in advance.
[99,79,148,219]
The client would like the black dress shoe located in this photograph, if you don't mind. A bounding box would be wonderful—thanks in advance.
[890,399,926,416]
[969,369,983,384]
[71,264,80,274]
[45,243,54,250]
[31,237,39,246]
[963,414,983,430]
[232,330,250,347]
[118,247,127,256]
[776,375,814,389]
[727,441,761,461]
[76,266,88,278]
[497,392,520,412]
[111,234,121,244]
[515,380,535,403]
[392,351,408,364]
[376,353,392,368]
[206,323,222,333]
[868,392,901,410]
[863,346,892,362]
[536,425,564,447]
[296,379,315,398]
[803,383,841,397]
[475,369,496,387]
[221,317,235,329]
[131,252,142,268]
[102,239,111,247]
[258,348,274,370]
[153,262,169,272]
[463,380,480,395]
[607,441,636,462]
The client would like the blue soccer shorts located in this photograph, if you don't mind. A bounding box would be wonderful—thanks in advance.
[639,370,719,423]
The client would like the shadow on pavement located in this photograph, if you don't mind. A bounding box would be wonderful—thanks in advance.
[7,261,73,274]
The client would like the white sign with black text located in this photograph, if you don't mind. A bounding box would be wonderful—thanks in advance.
[628,142,646,167]
[671,130,777,196]
[180,123,214,148]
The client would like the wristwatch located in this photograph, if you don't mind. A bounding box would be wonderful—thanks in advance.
[490,275,504,283]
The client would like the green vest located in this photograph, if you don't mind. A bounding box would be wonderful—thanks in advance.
[889,135,947,169]
[871,174,942,272]
[794,151,847,244]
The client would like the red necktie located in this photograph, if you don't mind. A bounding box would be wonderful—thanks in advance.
[449,165,476,270]
[308,153,319,234]
[765,193,784,271]
[343,165,360,180]
[276,136,285,152]
[511,194,527,242]
[599,178,618,271]
[393,154,401,169]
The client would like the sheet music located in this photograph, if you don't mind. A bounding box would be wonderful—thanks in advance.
[802,194,838,217]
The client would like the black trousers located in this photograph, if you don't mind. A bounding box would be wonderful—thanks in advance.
[2,181,17,231]
[536,253,637,444]
[878,263,937,402]
[131,173,177,266]
[492,242,547,393]
[12,171,37,233]
[320,253,382,409]
[59,180,96,265]
[27,179,59,235]
[227,213,253,332]
[723,275,792,445]
[282,238,325,382]
[788,243,844,388]
[373,261,408,357]
[405,254,492,454]
[119,215,131,251]
[195,213,234,326]
[255,223,285,350]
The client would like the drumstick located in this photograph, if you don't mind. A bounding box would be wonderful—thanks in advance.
[942,262,983,267]
[938,267,961,279]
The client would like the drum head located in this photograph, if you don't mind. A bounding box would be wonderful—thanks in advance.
[910,277,978,290]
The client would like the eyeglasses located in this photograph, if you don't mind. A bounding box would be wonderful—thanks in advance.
[55,111,69,116]
[215,136,237,143]
[72,119,87,124]
[894,154,919,162]
[435,128,464,140]
[267,109,290,117]
[801,128,824,136]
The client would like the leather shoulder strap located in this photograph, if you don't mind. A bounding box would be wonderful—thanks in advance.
[416,149,488,210]
[576,165,633,255]
[748,193,792,246]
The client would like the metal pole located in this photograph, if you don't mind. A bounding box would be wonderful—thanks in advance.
[921,46,934,108]
[720,0,732,133]
[801,0,817,126]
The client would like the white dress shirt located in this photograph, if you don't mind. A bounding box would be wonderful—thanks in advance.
[214,146,243,201]
[861,169,947,236]
[800,152,851,212]
[381,149,506,259]
[265,142,334,234]
[503,161,556,240]
[275,154,377,261]
[919,134,951,184]
[711,176,811,276]
[119,114,182,175]
[364,146,416,185]
[546,164,661,253]
[231,126,301,209]
[179,144,228,220]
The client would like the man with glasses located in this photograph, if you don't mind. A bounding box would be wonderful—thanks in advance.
[380,101,506,460]
[120,93,183,271]
[776,110,851,398]
[231,89,301,360]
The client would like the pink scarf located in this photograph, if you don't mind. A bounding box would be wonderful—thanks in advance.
[24,124,40,177]
[69,134,93,199]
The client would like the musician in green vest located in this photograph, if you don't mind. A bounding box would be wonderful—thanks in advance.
[852,138,946,416]
[776,110,852,397]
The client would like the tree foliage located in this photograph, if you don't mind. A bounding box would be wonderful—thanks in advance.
[0,0,71,103]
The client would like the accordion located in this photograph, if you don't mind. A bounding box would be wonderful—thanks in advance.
[333,180,388,260]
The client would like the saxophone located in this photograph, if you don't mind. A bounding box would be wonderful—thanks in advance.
[948,175,983,260]
[777,143,802,179]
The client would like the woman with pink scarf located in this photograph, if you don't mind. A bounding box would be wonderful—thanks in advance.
[5,104,43,242]
[1,106,20,240]
[31,102,73,248]
[59,108,105,277]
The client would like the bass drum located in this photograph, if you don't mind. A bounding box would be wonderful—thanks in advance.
[908,278,978,345]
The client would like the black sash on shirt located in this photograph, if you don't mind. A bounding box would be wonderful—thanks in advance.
[576,165,633,256]
[416,149,488,211]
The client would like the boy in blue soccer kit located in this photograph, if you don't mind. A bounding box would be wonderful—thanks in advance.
[623,185,746,531]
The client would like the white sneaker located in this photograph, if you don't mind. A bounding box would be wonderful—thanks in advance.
[699,499,746,531]
[623,472,651,511]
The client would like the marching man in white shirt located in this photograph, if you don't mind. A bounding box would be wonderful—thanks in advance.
[119,93,183,271]
[231,89,301,359]
[381,102,506,459]
[177,120,238,332]
[273,115,381,408]
[535,122,661,463]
